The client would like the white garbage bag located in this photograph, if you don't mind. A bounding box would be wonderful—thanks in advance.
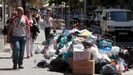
[44,44,56,58]
[35,44,43,54]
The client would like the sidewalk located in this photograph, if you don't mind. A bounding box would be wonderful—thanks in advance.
[0,29,67,75]
[0,44,72,75]
[0,29,4,51]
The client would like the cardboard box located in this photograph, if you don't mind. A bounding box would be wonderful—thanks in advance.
[73,60,95,75]
[73,50,90,61]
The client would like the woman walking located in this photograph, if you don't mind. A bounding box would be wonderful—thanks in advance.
[25,10,40,58]
[43,8,55,41]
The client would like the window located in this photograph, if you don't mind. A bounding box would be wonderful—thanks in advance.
[109,11,132,22]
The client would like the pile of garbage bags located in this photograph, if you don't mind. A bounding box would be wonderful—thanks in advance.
[36,28,133,75]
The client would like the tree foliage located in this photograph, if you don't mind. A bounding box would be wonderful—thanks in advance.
[48,0,133,11]
[48,0,80,6]
[49,0,63,5]
[48,0,83,10]
[1,0,7,4]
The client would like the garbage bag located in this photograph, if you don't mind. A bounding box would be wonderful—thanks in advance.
[99,39,112,55]
[100,64,119,75]
[49,57,68,72]
[35,44,43,54]
[37,60,49,68]
[79,29,92,37]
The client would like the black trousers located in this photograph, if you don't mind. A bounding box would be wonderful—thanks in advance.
[45,27,51,41]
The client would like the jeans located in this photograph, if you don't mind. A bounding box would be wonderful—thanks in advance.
[12,36,26,65]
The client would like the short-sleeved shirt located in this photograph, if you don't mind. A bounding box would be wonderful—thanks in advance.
[12,15,29,37]
[44,16,53,28]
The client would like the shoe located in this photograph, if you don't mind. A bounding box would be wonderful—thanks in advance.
[30,53,33,57]
[18,65,24,69]
[13,64,17,69]
[27,56,30,58]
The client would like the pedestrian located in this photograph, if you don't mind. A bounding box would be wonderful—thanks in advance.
[73,20,80,29]
[43,8,55,41]
[6,10,17,57]
[32,10,41,25]
[12,7,30,69]
[25,10,40,58]
[32,10,41,31]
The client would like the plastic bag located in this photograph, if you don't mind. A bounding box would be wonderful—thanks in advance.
[44,44,56,58]
[101,64,119,75]
[35,44,43,54]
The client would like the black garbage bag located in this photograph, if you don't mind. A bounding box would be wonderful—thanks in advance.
[100,64,119,75]
[37,60,49,68]
[49,54,69,72]
[95,61,108,74]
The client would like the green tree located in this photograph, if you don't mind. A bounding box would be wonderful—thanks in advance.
[49,0,64,5]
[48,0,80,7]
[1,0,7,4]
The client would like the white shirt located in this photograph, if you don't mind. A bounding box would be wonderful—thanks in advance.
[13,15,28,37]
[44,16,53,28]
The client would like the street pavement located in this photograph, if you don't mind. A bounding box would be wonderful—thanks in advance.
[0,29,4,51]
[0,29,133,75]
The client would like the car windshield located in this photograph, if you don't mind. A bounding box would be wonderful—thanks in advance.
[110,11,132,22]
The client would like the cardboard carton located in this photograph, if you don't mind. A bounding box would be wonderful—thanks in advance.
[73,60,95,75]
[73,49,90,61]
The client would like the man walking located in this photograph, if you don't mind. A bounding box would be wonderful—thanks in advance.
[12,7,30,69]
